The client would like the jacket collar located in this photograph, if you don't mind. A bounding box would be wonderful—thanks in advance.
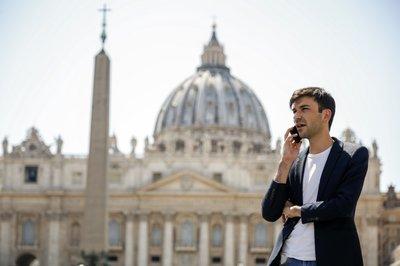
[298,137,343,201]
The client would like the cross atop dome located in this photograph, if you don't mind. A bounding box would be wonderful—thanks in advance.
[209,21,219,46]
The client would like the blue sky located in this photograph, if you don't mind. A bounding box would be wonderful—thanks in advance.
[0,0,399,191]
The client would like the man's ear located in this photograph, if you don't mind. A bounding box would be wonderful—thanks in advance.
[323,109,332,123]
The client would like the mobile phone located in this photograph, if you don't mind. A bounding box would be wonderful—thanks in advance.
[290,126,302,143]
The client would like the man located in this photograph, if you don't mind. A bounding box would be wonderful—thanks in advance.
[261,87,369,266]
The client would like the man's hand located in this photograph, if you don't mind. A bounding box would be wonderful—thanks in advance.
[274,128,302,184]
[281,201,294,223]
[281,127,302,165]
[284,205,301,219]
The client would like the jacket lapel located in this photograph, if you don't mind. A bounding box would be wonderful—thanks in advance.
[316,137,344,200]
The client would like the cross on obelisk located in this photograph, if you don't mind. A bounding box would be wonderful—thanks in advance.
[81,3,111,266]
[98,4,111,49]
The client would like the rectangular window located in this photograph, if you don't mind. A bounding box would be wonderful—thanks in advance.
[107,255,118,262]
[213,173,222,183]
[151,255,161,262]
[211,140,218,153]
[152,172,162,182]
[22,220,35,246]
[24,166,38,183]
[72,171,82,185]
[233,141,242,154]
[255,258,266,265]
[212,257,222,264]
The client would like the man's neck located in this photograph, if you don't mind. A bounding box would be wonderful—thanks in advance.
[308,132,334,154]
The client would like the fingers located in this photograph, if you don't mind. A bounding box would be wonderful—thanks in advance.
[284,128,292,139]
[284,127,300,145]
[281,214,287,223]
[283,206,289,216]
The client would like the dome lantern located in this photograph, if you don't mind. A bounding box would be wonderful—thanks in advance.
[198,23,229,72]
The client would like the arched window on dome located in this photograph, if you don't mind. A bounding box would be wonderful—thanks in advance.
[226,101,237,125]
[246,104,256,129]
[165,106,176,127]
[253,223,267,247]
[22,220,35,246]
[182,86,198,125]
[211,224,223,247]
[240,88,257,129]
[224,85,238,126]
[204,86,218,125]
[108,219,121,247]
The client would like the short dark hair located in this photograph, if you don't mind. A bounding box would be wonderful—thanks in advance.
[289,87,336,129]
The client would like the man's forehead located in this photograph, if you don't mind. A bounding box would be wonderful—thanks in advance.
[291,96,316,108]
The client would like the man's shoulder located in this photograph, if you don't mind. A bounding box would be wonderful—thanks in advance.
[341,141,369,160]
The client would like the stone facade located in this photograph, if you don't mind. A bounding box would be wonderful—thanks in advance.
[0,25,395,266]
[0,126,389,266]
[379,186,400,266]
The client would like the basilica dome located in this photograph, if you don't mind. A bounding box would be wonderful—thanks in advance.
[154,24,271,140]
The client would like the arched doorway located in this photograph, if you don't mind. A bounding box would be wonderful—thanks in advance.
[16,253,39,266]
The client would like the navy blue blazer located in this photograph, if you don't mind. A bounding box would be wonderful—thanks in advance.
[261,137,369,266]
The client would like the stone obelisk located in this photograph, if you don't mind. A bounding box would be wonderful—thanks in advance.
[82,4,111,264]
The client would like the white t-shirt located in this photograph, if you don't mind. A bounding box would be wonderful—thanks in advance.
[282,145,332,261]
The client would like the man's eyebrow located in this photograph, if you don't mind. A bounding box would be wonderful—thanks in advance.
[292,104,310,111]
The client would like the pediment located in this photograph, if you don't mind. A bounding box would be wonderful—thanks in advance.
[138,171,236,194]
[9,127,53,159]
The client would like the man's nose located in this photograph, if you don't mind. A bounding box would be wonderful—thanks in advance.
[293,113,302,123]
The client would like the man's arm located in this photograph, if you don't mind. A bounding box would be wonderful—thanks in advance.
[261,161,293,222]
[300,146,369,223]
[261,127,301,222]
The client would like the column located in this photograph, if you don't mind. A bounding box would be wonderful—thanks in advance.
[0,212,12,266]
[365,217,379,266]
[238,215,248,265]
[137,213,148,266]
[162,212,174,266]
[198,213,209,266]
[125,212,135,266]
[46,212,62,266]
[224,214,235,266]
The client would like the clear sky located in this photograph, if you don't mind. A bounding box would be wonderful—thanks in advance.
[0,0,399,191]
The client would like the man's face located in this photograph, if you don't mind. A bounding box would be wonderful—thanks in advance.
[291,96,328,139]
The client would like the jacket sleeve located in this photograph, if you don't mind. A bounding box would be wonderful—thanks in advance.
[261,165,294,222]
[301,146,369,224]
